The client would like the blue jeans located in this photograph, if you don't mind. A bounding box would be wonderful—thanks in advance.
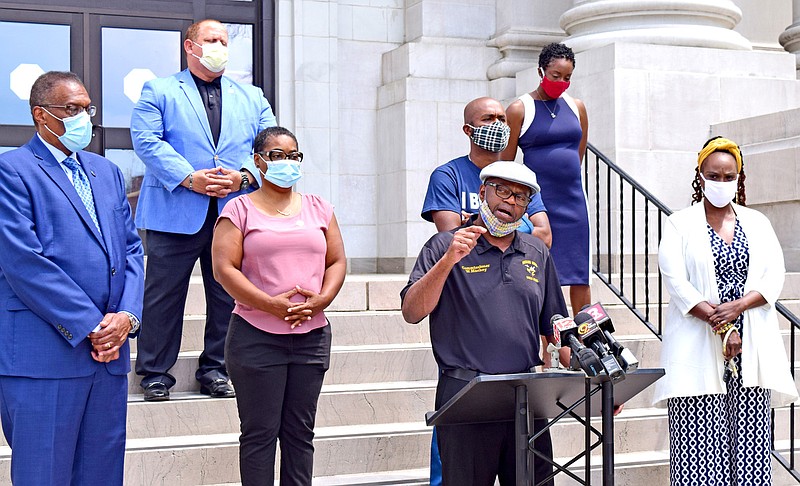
[430,426,442,485]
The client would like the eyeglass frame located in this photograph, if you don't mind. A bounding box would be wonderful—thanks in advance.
[484,181,532,207]
[39,104,97,118]
[257,149,304,162]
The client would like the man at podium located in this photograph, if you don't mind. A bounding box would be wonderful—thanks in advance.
[401,161,568,485]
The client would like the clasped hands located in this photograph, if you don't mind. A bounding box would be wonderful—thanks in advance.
[268,285,329,330]
[88,312,132,363]
[185,167,243,197]
[696,300,743,360]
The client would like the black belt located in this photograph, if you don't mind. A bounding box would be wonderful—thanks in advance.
[442,367,538,382]
[442,368,482,381]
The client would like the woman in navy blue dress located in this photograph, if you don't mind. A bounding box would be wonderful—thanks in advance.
[502,43,590,315]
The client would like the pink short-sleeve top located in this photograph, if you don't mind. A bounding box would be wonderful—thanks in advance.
[218,193,334,334]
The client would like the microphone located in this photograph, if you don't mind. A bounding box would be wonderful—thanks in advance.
[551,314,603,378]
[574,311,625,383]
[582,303,639,372]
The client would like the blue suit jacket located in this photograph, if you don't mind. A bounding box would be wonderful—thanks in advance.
[0,136,145,378]
[130,69,277,234]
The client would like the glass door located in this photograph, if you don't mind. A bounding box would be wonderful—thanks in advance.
[88,15,189,212]
[0,9,80,150]
[0,0,271,213]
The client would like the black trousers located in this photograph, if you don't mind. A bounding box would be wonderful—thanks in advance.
[135,200,233,388]
[226,314,331,486]
[436,373,555,486]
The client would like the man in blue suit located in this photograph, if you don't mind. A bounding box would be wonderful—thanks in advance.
[0,71,144,485]
[130,19,276,401]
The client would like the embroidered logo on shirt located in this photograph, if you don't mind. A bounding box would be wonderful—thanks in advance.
[522,259,539,282]
[296,220,305,227]
[461,264,490,274]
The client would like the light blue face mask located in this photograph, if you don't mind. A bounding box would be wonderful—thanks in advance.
[42,109,93,153]
[257,155,302,188]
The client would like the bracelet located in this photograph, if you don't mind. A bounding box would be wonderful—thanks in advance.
[714,320,734,334]
[188,173,193,191]
[721,326,737,354]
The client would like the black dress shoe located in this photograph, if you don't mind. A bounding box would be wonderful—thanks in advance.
[200,379,236,398]
[143,382,170,402]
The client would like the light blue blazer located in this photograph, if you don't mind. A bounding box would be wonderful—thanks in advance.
[130,69,277,234]
[0,135,144,378]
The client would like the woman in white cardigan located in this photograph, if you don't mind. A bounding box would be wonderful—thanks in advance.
[655,136,798,486]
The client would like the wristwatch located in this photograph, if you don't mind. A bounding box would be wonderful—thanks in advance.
[121,311,141,335]
[239,170,250,191]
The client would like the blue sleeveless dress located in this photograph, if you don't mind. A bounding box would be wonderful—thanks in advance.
[518,96,589,285]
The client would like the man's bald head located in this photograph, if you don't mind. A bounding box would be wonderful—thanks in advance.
[464,97,505,126]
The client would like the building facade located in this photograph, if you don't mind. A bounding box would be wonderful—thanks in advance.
[2,0,798,270]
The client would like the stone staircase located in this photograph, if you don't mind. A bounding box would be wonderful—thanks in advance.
[0,272,798,485]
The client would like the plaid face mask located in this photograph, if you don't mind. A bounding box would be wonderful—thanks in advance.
[479,199,521,237]
[468,121,510,153]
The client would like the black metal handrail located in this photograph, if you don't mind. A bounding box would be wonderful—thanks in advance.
[583,142,800,481]
[583,142,671,338]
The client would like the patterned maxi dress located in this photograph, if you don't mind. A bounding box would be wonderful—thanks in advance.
[667,219,772,486]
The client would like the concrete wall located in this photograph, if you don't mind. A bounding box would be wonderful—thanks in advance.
[713,109,800,270]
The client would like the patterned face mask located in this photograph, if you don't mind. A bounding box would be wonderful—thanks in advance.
[478,199,521,237]
[467,121,511,153]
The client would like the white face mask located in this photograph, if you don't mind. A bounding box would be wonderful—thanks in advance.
[192,40,228,73]
[700,173,738,208]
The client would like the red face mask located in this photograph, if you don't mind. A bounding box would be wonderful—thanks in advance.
[539,71,570,99]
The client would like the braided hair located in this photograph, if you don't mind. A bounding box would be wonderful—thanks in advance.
[691,136,747,206]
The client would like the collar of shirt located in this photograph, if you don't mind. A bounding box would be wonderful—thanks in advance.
[36,132,79,181]
[191,72,222,89]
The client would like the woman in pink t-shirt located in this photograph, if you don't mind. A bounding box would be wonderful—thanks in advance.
[212,126,346,485]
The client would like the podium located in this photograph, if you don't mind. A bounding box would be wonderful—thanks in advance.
[426,368,665,486]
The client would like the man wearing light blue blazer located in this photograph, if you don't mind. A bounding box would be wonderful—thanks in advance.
[130,19,276,402]
[0,71,144,485]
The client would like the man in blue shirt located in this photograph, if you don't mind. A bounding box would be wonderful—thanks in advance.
[421,97,551,247]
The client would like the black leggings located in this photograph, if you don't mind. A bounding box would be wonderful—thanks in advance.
[225,314,331,486]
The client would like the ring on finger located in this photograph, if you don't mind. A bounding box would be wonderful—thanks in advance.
[106,342,112,349]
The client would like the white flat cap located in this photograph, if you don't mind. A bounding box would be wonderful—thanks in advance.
[479,161,540,195]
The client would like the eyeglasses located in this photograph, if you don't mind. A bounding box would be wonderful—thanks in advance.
[485,181,532,207]
[259,149,303,162]
[40,104,97,117]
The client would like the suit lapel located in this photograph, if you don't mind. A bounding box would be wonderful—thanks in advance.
[219,76,234,148]
[30,138,106,251]
[178,69,214,147]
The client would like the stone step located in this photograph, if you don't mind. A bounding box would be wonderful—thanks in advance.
[1,395,792,483]
[552,444,800,486]
[129,312,432,354]
[0,424,431,484]
[127,332,663,396]
[0,381,438,448]
[128,344,439,394]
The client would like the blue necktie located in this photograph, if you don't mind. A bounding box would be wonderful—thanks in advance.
[63,156,101,234]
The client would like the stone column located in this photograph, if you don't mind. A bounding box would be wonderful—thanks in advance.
[486,0,568,81]
[377,0,501,271]
[560,0,751,52]
[779,0,800,72]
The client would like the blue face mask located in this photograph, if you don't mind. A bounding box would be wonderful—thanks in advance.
[258,155,302,188]
[42,109,93,153]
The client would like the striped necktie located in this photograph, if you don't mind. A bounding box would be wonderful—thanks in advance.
[62,156,101,234]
